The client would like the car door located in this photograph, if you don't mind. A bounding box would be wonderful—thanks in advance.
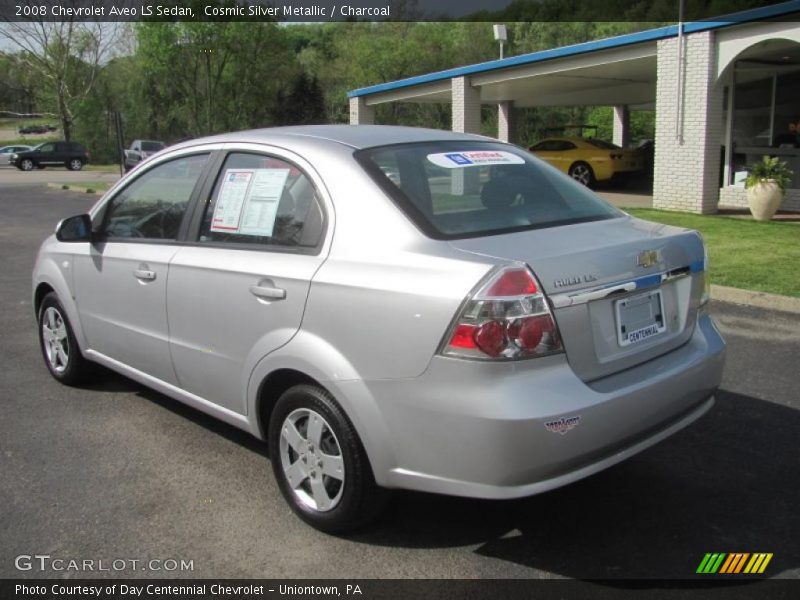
[35,142,55,164]
[167,148,329,415]
[72,151,212,384]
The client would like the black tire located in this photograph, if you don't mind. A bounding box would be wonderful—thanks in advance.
[38,292,93,386]
[67,158,84,171]
[20,158,34,171]
[268,384,389,534]
[568,161,596,188]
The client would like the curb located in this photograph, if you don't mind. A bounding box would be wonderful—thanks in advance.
[711,284,800,315]
[46,182,103,195]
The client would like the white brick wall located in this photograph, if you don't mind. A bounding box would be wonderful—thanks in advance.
[719,186,800,212]
[653,32,723,214]
[349,96,374,125]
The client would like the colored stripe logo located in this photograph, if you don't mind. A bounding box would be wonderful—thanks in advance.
[696,553,773,574]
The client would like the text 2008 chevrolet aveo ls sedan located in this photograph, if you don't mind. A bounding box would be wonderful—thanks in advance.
[33,126,725,532]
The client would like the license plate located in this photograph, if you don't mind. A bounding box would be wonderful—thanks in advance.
[615,290,666,347]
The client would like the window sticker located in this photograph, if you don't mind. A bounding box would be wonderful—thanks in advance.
[210,168,290,236]
[427,150,525,169]
[210,169,253,232]
[239,168,290,237]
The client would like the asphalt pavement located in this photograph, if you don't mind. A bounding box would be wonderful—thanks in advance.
[1,185,798,580]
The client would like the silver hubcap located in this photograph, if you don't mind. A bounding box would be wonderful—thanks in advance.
[22,160,33,171]
[279,408,345,512]
[42,307,69,373]
[70,160,81,170]
[571,164,591,185]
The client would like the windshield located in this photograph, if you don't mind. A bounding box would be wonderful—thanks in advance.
[356,141,621,239]
[141,141,165,151]
[584,139,621,150]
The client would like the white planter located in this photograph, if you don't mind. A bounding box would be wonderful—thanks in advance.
[746,180,784,221]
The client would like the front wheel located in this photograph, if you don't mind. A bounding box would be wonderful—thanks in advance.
[38,292,93,386]
[268,384,388,533]
[20,158,34,171]
[568,161,595,187]
[67,159,84,171]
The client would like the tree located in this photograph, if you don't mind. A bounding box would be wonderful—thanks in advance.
[0,14,119,140]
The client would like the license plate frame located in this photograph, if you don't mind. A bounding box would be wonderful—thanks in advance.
[615,289,666,347]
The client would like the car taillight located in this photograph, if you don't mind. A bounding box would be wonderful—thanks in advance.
[440,264,563,360]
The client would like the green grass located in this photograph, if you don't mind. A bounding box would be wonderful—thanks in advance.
[628,209,800,298]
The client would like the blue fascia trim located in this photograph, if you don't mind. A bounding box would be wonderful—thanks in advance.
[347,0,800,99]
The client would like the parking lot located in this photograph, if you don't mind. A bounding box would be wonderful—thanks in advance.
[1,184,798,580]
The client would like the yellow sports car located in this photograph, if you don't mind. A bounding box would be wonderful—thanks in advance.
[528,136,643,187]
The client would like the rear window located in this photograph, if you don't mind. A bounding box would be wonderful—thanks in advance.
[584,138,620,150]
[356,141,621,239]
[142,141,165,151]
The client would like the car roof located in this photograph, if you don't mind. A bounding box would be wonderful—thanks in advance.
[168,125,493,153]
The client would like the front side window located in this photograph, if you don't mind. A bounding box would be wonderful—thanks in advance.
[197,152,324,249]
[357,142,621,239]
[97,153,209,240]
[38,143,54,153]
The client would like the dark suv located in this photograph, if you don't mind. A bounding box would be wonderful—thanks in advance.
[12,141,90,171]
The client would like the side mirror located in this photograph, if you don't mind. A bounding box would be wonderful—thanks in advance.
[55,214,92,242]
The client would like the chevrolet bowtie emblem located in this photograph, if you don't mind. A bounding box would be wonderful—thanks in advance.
[637,249,660,268]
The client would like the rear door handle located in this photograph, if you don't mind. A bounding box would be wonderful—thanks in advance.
[133,268,156,281]
[250,285,286,300]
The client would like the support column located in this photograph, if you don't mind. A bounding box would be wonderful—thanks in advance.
[451,76,481,194]
[497,101,516,143]
[451,76,481,134]
[349,96,374,125]
[612,105,630,148]
[653,31,722,214]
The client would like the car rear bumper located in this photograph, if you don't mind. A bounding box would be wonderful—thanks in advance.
[355,313,725,499]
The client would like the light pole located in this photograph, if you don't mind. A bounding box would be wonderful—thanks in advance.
[493,24,507,59]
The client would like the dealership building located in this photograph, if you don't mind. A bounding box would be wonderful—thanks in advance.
[348,1,800,213]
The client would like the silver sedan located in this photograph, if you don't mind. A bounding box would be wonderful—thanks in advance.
[32,126,725,532]
[0,144,32,165]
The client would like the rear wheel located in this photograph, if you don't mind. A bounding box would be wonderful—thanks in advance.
[568,161,595,187]
[268,384,388,533]
[67,158,84,171]
[20,158,34,171]
[38,292,93,385]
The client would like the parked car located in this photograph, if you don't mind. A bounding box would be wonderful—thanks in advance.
[529,136,643,187]
[19,124,50,135]
[124,139,166,171]
[11,141,89,171]
[0,144,32,165]
[33,126,725,532]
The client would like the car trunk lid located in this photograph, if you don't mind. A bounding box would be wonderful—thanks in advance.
[448,216,706,381]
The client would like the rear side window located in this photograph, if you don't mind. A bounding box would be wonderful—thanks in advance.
[197,152,324,249]
[356,142,621,239]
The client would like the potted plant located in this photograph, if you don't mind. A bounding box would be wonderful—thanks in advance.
[745,155,793,221]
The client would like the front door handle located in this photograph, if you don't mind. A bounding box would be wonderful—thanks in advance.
[250,284,286,300]
[133,268,156,281]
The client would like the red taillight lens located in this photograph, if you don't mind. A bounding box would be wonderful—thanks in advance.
[474,320,506,357]
[450,323,477,349]
[441,263,563,360]
[507,315,558,352]
[485,268,537,296]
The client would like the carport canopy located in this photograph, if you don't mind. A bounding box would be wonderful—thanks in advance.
[351,41,658,109]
